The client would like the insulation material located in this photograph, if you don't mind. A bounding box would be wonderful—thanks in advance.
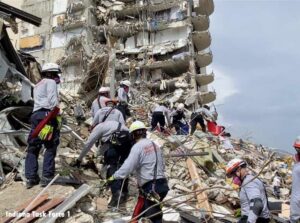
[52,14,65,27]
[51,28,86,48]
[19,35,43,49]
[136,31,149,47]
[150,26,189,45]
[53,0,68,15]
[170,6,183,20]
[125,36,136,49]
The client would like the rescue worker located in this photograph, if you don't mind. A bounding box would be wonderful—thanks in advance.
[170,103,187,135]
[151,102,170,132]
[91,99,125,129]
[117,80,131,120]
[91,86,110,118]
[190,105,215,135]
[290,136,300,223]
[71,120,132,207]
[25,63,61,189]
[226,158,270,223]
[109,121,169,223]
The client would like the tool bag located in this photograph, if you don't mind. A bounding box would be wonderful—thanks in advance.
[110,123,131,146]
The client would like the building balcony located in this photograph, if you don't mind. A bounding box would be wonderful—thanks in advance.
[195,71,214,86]
[195,50,213,67]
[192,30,211,51]
[194,0,214,16]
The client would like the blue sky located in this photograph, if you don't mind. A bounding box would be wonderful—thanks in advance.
[209,0,300,153]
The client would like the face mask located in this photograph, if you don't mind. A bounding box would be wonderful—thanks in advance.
[54,77,60,84]
[233,176,242,186]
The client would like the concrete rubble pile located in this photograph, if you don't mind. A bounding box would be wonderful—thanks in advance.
[0,84,294,222]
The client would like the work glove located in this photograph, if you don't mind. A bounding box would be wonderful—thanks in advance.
[56,115,62,129]
[70,159,81,168]
[38,124,54,141]
[107,175,114,182]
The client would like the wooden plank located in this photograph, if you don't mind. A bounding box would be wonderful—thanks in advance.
[186,157,212,218]
[16,198,64,223]
[40,184,91,223]
[2,194,49,223]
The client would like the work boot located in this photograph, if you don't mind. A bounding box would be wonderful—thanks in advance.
[26,177,40,189]
[108,191,127,207]
[40,176,54,187]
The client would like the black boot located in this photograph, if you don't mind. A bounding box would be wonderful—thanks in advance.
[40,176,54,187]
[26,177,40,189]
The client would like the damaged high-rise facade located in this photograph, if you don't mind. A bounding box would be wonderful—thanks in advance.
[19,0,216,106]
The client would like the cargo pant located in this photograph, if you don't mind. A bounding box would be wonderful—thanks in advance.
[25,109,60,181]
[151,112,165,132]
[103,142,131,194]
[139,178,169,223]
[190,112,206,134]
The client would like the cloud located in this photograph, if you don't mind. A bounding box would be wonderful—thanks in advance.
[208,66,239,105]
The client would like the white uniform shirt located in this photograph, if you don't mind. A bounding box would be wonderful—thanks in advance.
[33,78,59,112]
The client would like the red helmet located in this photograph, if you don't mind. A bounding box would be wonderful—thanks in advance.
[225,158,246,177]
[293,136,300,148]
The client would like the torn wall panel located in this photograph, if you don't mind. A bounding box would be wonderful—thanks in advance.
[19,35,43,49]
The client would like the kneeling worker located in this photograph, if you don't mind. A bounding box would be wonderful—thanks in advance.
[226,158,270,223]
[71,120,132,207]
[109,121,169,223]
[151,102,170,132]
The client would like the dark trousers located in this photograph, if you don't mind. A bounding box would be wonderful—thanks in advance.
[104,143,130,193]
[25,110,60,180]
[140,178,169,223]
[190,112,206,134]
[238,216,270,223]
[116,102,130,120]
[151,112,165,131]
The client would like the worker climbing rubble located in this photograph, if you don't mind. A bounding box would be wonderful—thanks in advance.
[190,104,215,135]
[290,136,300,223]
[91,86,110,118]
[226,158,270,223]
[151,101,170,133]
[117,80,131,120]
[90,99,125,129]
[108,121,169,223]
[71,120,132,207]
[25,63,62,189]
[170,103,188,135]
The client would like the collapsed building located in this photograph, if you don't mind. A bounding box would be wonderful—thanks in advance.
[19,0,216,106]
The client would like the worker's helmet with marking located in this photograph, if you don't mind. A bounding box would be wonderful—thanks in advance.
[226,158,247,177]
[99,86,110,93]
[121,80,131,87]
[177,103,185,111]
[104,99,118,106]
[129,121,146,133]
[293,136,300,152]
[41,63,61,74]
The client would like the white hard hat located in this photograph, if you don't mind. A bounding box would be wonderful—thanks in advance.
[42,63,61,73]
[99,87,110,93]
[121,80,131,87]
[225,158,246,177]
[177,103,185,111]
[129,121,146,133]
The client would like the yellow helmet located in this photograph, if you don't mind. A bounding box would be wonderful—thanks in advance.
[129,121,146,133]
